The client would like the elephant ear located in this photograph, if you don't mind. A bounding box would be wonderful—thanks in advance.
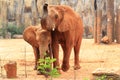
[57,10,74,32]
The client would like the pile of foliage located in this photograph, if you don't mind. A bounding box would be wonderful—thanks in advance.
[0,24,25,38]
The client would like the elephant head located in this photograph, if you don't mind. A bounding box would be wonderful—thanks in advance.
[23,26,52,70]
[41,3,76,32]
[35,28,51,59]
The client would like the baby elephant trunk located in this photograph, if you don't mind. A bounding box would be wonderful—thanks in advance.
[37,29,51,59]
[39,46,48,59]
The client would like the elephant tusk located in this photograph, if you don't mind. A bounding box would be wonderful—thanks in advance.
[52,27,55,31]
[52,24,55,31]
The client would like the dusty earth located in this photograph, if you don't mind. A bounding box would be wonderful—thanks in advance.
[0,39,120,80]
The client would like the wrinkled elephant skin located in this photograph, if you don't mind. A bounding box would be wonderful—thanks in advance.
[23,26,51,70]
[41,4,83,72]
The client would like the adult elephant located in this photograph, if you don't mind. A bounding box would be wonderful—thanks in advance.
[40,4,83,72]
[23,26,51,70]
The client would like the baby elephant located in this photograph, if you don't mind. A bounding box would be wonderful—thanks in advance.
[23,26,51,70]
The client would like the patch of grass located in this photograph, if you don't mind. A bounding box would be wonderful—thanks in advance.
[96,75,107,80]
[84,78,90,80]
[84,75,114,80]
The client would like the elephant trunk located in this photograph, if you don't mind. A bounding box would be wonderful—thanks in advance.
[42,3,48,19]
[41,4,48,30]
[39,45,48,59]
[39,47,45,59]
[41,3,56,31]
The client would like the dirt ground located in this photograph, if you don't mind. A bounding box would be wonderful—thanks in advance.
[0,39,120,80]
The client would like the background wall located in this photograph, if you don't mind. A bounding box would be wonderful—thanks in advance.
[0,0,120,40]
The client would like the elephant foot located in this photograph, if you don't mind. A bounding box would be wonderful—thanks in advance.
[37,71,42,75]
[74,64,81,70]
[37,69,50,78]
[34,66,37,70]
[61,63,70,72]
[37,71,49,77]
[56,68,62,74]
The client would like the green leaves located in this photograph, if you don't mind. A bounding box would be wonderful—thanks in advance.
[84,78,90,80]
[37,56,60,78]
[96,75,107,80]
[48,68,60,77]
[84,75,113,80]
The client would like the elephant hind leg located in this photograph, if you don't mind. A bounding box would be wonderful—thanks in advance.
[32,46,40,70]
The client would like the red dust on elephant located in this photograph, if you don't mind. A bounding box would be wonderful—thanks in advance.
[41,4,83,72]
[23,26,51,70]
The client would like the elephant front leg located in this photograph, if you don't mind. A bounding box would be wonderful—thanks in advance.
[61,44,72,72]
[52,43,60,71]
[73,39,82,70]
[33,47,39,70]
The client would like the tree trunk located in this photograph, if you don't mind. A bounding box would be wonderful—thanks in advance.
[96,10,102,44]
[31,0,39,25]
[1,1,8,38]
[4,61,17,78]
[94,10,97,43]
[7,0,16,22]
[46,0,60,5]
[106,0,114,43]
[116,7,120,43]
[15,0,24,27]
[37,0,46,18]
[94,0,103,44]
[1,1,8,25]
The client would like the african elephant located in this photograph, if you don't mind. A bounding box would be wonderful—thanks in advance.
[23,26,51,70]
[40,4,83,72]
